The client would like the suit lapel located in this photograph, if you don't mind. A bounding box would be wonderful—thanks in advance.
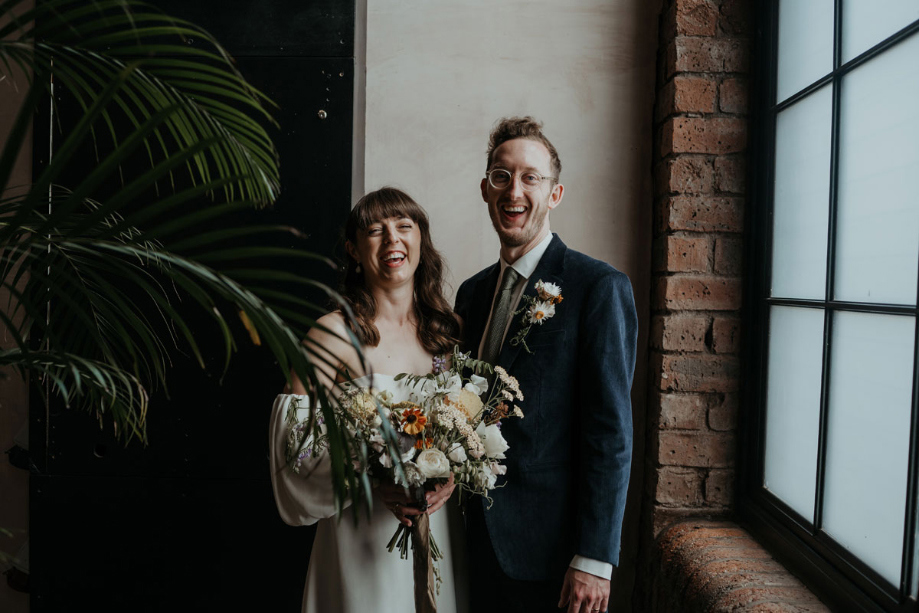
[464,263,501,356]
[499,234,567,372]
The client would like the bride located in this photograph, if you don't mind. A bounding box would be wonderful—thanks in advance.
[269,187,464,613]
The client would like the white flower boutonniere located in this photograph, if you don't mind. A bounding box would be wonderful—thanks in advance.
[509,279,563,354]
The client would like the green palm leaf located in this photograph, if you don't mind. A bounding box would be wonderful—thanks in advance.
[0,0,375,514]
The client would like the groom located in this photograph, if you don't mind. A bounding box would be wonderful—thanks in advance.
[454,117,637,613]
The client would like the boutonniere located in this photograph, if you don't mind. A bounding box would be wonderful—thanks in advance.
[508,280,564,354]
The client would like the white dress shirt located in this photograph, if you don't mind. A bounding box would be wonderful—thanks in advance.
[477,231,614,581]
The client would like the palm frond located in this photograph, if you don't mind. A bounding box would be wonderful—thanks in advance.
[0,0,372,513]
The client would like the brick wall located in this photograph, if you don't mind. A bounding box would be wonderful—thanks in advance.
[635,1,829,610]
[646,0,751,541]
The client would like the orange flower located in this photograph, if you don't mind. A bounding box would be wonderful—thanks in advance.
[414,436,434,450]
[401,407,427,435]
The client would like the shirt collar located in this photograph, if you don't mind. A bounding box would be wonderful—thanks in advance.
[499,232,553,281]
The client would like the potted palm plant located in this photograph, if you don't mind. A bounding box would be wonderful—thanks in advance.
[0,0,371,514]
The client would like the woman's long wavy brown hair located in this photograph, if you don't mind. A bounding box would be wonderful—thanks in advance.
[340,187,459,354]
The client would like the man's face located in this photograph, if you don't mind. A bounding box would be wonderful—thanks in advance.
[481,138,563,251]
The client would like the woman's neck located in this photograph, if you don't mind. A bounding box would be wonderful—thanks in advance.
[370,281,415,326]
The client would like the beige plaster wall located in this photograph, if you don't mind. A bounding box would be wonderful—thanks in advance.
[358,1,660,609]
[360,0,658,297]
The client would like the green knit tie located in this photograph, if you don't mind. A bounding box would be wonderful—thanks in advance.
[481,267,521,367]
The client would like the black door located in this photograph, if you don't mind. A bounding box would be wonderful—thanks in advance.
[29,2,355,610]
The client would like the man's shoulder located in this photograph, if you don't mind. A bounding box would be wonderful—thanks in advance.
[457,264,498,297]
[562,247,630,288]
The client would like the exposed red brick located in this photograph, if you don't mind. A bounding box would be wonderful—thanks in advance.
[653,522,832,613]
[711,586,828,611]
[662,522,751,554]
[709,393,739,431]
[656,156,714,195]
[714,236,743,275]
[656,466,706,506]
[714,155,746,194]
[687,569,805,609]
[705,469,734,506]
[658,196,744,234]
[665,36,752,78]
[719,0,755,36]
[658,353,740,393]
[658,0,677,43]
[652,508,731,538]
[655,235,713,273]
[657,275,742,311]
[720,77,750,114]
[711,316,741,353]
[694,558,793,578]
[645,0,758,608]
[661,116,747,156]
[657,75,718,119]
[651,314,709,352]
[743,603,830,612]
[658,392,708,429]
[675,0,719,36]
[659,431,736,467]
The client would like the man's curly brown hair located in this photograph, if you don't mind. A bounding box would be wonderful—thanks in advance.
[485,116,562,178]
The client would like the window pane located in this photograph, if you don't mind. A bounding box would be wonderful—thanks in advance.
[843,0,919,62]
[834,33,919,305]
[771,86,832,300]
[777,0,835,102]
[823,311,914,587]
[763,306,825,520]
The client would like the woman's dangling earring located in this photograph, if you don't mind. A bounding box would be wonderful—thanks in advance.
[355,263,361,274]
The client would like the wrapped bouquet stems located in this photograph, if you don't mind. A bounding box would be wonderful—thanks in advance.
[411,513,437,613]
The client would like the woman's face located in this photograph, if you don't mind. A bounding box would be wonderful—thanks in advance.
[349,216,422,289]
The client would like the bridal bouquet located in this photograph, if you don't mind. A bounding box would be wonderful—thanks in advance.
[285,346,524,612]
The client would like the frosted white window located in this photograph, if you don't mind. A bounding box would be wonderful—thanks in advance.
[823,312,915,587]
[763,306,825,520]
[843,0,919,62]
[777,0,835,102]
[834,33,919,305]
[771,86,832,300]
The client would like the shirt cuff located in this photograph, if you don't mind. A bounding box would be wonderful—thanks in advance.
[570,555,613,580]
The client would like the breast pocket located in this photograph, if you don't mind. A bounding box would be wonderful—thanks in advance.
[525,328,566,348]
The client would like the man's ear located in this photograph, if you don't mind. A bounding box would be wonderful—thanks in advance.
[547,182,564,211]
[480,177,489,202]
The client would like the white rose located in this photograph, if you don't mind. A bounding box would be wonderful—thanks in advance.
[416,449,452,479]
[447,443,467,463]
[475,422,509,459]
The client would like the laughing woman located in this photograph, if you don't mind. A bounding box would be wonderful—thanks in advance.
[269,187,464,613]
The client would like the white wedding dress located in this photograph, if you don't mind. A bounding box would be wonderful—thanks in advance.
[269,373,462,613]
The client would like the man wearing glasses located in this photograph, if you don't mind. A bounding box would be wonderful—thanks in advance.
[455,116,637,613]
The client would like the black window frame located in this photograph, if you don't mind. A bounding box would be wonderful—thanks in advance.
[740,2,919,612]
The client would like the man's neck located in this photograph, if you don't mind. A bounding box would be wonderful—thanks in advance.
[500,226,551,265]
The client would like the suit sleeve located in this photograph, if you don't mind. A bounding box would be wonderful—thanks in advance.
[575,271,637,566]
[454,280,471,321]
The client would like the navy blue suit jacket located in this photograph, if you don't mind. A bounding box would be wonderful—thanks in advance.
[454,234,637,581]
